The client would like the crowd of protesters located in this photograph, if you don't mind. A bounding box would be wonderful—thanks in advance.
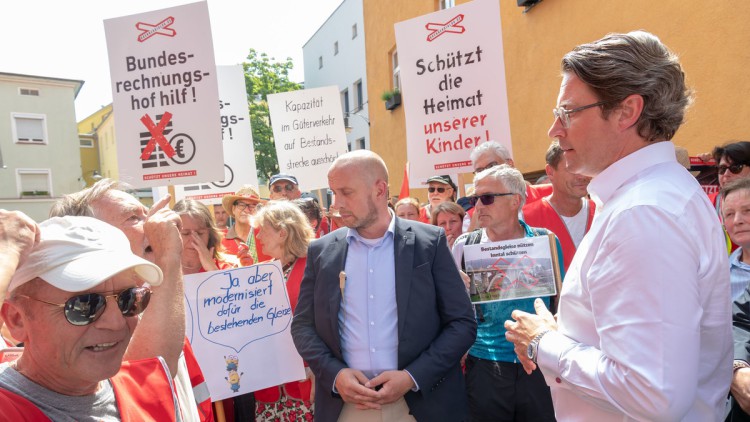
[2,30,750,422]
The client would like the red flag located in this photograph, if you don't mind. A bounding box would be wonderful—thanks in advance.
[398,162,410,200]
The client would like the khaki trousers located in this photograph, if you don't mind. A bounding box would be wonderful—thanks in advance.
[338,397,416,422]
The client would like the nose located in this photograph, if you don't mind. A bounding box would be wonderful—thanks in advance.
[548,115,565,139]
[92,295,128,330]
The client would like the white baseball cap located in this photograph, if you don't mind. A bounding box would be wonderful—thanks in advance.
[8,216,163,293]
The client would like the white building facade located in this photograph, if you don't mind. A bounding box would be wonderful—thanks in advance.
[0,72,83,221]
[303,0,369,151]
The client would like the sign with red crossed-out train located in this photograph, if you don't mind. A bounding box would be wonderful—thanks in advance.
[104,1,224,188]
[395,0,512,182]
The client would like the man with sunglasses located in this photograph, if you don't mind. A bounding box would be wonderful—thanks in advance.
[451,164,562,421]
[269,173,302,201]
[418,175,457,224]
[505,31,731,421]
[0,215,180,420]
[51,179,211,422]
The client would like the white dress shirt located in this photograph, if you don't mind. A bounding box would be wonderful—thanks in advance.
[537,142,732,421]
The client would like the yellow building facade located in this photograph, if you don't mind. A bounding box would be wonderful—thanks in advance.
[364,0,750,200]
[77,104,112,186]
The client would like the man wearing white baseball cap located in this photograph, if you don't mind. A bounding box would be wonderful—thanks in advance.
[0,214,181,420]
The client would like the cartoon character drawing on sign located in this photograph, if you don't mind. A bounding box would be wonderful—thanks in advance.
[225,355,238,371]
[226,370,243,393]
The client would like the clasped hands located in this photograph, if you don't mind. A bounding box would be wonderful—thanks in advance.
[334,368,414,410]
[504,298,558,374]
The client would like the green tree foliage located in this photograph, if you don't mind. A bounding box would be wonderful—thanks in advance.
[243,49,302,182]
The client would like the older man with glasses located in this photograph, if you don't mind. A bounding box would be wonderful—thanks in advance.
[451,164,563,421]
[0,213,180,420]
[269,173,302,201]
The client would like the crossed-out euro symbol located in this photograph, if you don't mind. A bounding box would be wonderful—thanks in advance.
[140,112,176,160]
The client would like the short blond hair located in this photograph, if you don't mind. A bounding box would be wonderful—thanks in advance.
[253,201,314,259]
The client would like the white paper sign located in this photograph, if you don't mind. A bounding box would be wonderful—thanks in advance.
[394,0,512,181]
[463,235,558,304]
[104,1,224,188]
[172,65,259,204]
[267,86,349,191]
[184,262,305,400]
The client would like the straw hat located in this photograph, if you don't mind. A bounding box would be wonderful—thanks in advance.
[221,185,265,214]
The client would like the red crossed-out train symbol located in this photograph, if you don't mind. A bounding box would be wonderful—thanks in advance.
[135,16,176,43]
[425,14,465,42]
[140,112,176,160]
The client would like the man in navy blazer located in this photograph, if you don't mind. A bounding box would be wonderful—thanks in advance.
[291,150,477,422]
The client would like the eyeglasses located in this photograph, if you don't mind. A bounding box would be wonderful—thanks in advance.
[272,183,297,193]
[718,164,746,175]
[234,201,257,212]
[468,193,515,207]
[17,286,152,326]
[552,100,613,128]
[428,186,452,193]
[473,161,500,174]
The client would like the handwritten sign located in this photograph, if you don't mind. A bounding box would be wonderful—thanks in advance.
[185,262,305,400]
[267,86,349,191]
[173,65,260,204]
[463,234,561,304]
[104,1,224,188]
[394,0,511,181]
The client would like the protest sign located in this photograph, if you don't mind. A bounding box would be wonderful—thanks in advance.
[173,65,259,204]
[463,234,561,304]
[267,86,349,191]
[394,0,511,182]
[104,1,224,188]
[184,262,305,400]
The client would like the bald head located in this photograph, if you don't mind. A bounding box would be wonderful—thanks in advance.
[329,150,389,186]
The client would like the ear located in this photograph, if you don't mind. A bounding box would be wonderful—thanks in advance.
[545,163,554,178]
[375,179,389,200]
[617,94,644,131]
[279,228,288,239]
[1,301,30,344]
[506,158,516,168]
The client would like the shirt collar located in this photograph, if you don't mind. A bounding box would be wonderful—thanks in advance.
[588,142,676,207]
[346,210,396,245]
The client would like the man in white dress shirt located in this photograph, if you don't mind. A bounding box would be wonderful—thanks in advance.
[505,31,732,421]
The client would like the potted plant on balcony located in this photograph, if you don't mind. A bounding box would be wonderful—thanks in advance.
[382,88,401,111]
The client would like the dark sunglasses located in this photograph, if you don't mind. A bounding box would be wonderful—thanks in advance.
[18,286,152,326]
[468,193,515,207]
[718,164,746,175]
[428,186,452,193]
[272,183,296,193]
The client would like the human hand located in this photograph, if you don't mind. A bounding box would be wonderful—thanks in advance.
[0,210,40,268]
[504,298,558,374]
[188,232,217,271]
[696,152,713,163]
[467,209,481,232]
[732,367,750,413]
[144,195,183,270]
[334,368,380,409]
[459,270,470,290]
[366,370,415,405]
[236,243,254,267]
[304,367,315,404]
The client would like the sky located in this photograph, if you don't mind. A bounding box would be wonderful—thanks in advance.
[0,0,343,120]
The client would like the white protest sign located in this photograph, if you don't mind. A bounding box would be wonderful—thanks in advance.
[104,1,224,188]
[173,65,259,204]
[267,86,349,191]
[463,235,560,304]
[394,0,511,182]
[185,262,305,401]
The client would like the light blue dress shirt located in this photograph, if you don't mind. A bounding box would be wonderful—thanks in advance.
[338,214,398,379]
[730,247,750,301]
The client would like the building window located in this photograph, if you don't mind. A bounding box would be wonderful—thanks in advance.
[17,169,52,198]
[438,0,455,9]
[319,56,323,69]
[19,88,39,96]
[12,113,47,144]
[354,80,363,111]
[352,23,358,39]
[334,41,339,55]
[392,50,401,91]
[341,89,350,113]
[348,141,353,152]
[357,138,366,150]
[80,138,94,148]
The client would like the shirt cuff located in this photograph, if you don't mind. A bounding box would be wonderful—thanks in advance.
[404,369,420,392]
[332,369,343,394]
[535,330,570,387]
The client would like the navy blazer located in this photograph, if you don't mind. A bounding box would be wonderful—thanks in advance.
[291,217,477,422]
